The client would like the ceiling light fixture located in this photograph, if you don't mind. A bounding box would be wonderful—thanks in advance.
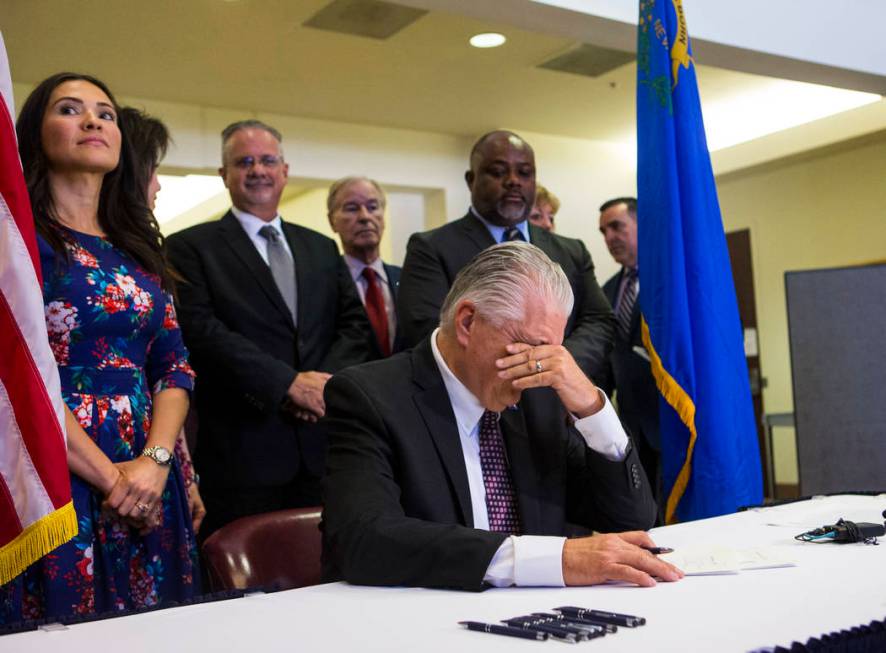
[469,33,506,48]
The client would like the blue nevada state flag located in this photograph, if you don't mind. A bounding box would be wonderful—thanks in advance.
[636,0,763,522]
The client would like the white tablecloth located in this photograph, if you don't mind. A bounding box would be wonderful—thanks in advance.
[4,494,885,653]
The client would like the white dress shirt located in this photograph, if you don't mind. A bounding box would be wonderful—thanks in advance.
[429,328,629,587]
[344,254,397,351]
[231,206,293,264]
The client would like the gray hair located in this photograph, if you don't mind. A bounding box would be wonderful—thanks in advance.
[439,242,573,330]
[326,176,387,213]
[221,119,284,163]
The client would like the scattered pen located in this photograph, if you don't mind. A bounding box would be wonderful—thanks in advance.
[459,621,548,641]
[503,618,581,643]
[530,613,608,637]
[532,612,617,639]
[556,606,646,628]
[642,546,674,555]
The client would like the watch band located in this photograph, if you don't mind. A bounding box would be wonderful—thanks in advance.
[142,446,173,466]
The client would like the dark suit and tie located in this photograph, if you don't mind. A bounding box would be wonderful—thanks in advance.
[168,210,372,537]
[397,212,615,382]
[321,336,657,591]
[596,197,661,514]
[344,256,404,358]
[327,177,404,358]
[321,238,677,591]
[601,268,661,503]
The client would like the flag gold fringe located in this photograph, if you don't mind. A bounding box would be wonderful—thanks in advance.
[641,318,698,524]
[0,501,77,585]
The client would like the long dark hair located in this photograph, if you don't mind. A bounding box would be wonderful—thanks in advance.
[118,106,169,194]
[16,72,174,290]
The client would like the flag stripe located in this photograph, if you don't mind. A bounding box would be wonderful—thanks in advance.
[0,207,68,507]
[0,375,55,536]
[641,318,697,524]
[0,89,41,282]
[0,437,22,542]
[0,296,68,508]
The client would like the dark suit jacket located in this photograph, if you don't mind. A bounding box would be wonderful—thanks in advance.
[353,260,404,358]
[397,213,615,382]
[167,211,373,490]
[601,269,660,451]
[321,337,657,591]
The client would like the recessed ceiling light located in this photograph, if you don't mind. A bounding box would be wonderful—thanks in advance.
[470,33,506,48]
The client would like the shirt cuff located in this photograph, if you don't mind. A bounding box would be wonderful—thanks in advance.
[483,535,567,587]
[573,389,630,461]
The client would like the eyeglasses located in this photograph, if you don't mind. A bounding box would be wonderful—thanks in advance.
[231,155,283,170]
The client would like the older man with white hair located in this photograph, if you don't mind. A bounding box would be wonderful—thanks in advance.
[322,242,680,591]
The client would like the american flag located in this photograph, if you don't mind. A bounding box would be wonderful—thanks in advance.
[0,31,76,585]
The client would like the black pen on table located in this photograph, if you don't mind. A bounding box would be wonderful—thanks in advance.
[530,613,608,637]
[556,606,646,627]
[503,618,582,642]
[459,621,548,641]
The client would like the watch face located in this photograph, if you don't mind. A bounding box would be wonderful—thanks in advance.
[155,448,171,463]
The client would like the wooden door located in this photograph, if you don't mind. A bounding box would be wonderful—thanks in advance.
[725,229,771,498]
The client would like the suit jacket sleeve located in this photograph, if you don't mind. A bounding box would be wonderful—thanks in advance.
[167,232,296,412]
[565,432,657,532]
[318,250,375,372]
[396,232,450,348]
[322,371,506,591]
[563,239,616,385]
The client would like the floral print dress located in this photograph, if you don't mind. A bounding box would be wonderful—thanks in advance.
[1,227,199,622]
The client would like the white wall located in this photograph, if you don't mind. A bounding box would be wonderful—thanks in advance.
[717,131,886,485]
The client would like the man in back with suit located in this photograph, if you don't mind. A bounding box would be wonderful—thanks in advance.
[327,176,402,357]
[397,130,615,383]
[322,241,682,590]
[598,196,662,514]
[167,120,372,539]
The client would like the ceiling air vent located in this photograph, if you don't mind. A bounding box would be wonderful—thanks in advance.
[303,0,427,40]
[538,43,634,78]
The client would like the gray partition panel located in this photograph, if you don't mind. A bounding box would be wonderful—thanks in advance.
[785,263,886,495]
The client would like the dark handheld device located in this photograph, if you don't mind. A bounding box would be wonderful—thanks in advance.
[795,517,885,544]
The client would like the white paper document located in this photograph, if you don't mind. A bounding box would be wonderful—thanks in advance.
[660,546,797,576]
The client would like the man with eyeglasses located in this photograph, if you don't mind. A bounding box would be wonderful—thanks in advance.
[167,120,372,539]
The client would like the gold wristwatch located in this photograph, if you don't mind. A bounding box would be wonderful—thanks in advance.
[141,446,173,466]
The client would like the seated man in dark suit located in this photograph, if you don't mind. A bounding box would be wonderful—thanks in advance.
[322,242,682,590]
[397,130,615,383]
[167,120,372,539]
[327,176,402,357]
[597,197,661,515]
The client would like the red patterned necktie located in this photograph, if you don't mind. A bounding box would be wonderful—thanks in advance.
[362,267,391,356]
[478,410,522,534]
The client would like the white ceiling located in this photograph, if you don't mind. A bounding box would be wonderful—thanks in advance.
[3,0,884,174]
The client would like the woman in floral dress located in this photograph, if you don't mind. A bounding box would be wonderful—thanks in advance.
[1,72,199,621]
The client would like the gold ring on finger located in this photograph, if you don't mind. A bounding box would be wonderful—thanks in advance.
[535,360,543,374]
[137,502,150,513]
